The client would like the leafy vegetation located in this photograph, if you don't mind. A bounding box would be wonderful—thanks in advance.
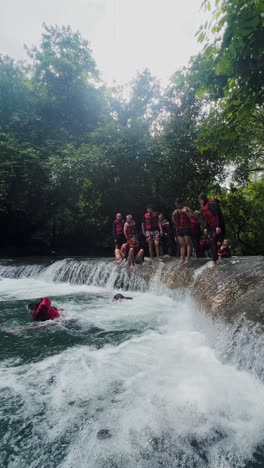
[0,4,263,255]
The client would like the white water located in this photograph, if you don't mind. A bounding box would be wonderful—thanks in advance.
[1,259,264,468]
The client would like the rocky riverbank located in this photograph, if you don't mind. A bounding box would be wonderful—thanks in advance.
[135,256,264,325]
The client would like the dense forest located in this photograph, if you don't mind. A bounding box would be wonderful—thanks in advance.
[0,0,263,256]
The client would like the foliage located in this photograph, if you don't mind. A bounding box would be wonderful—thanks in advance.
[0,16,263,255]
[221,179,264,255]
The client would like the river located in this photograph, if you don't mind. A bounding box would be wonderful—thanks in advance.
[1,258,264,468]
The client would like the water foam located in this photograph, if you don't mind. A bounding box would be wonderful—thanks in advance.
[1,295,264,468]
[1,258,264,467]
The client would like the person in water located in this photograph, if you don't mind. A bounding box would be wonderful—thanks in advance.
[112,213,125,250]
[28,297,62,321]
[172,198,193,264]
[198,193,225,267]
[142,205,162,259]
[112,293,133,302]
[124,214,137,241]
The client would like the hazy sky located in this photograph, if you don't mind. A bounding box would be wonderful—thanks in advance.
[0,0,205,85]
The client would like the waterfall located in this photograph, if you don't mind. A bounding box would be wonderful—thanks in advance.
[0,258,150,291]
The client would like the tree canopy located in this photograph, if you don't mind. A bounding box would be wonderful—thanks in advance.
[0,5,263,255]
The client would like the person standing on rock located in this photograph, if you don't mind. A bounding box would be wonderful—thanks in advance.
[172,198,193,264]
[112,213,125,250]
[124,214,137,241]
[142,205,162,259]
[198,193,225,267]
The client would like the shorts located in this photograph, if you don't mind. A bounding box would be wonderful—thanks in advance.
[176,227,192,237]
[115,235,126,249]
[145,230,160,242]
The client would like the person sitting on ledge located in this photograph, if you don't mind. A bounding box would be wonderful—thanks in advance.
[123,235,144,269]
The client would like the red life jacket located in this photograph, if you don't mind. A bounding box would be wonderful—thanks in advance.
[143,212,159,231]
[125,220,136,239]
[114,219,124,236]
[219,245,231,258]
[128,239,140,255]
[173,209,191,231]
[33,297,60,321]
[203,199,224,228]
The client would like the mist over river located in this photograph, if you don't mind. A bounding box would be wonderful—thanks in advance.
[1,258,264,468]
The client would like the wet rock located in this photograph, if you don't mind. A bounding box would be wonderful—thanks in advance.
[134,256,264,326]
[97,429,112,440]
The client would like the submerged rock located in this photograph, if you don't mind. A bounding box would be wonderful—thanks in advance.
[97,429,112,440]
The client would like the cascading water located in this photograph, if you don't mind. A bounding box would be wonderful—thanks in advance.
[1,258,264,468]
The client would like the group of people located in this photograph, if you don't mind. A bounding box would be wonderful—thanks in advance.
[112,193,231,268]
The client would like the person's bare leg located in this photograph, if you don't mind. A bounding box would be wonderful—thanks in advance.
[184,236,192,264]
[115,248,125,264]
[148,239,154,259]
[136,249,144,264]
[209,234,218,267]
[154,239,160,258]
[128,248,135,269]
[178,237,185,263]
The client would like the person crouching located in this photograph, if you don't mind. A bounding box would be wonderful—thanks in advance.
[125,235,144,269]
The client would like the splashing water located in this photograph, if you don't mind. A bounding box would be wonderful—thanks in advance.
[0,258,264,468]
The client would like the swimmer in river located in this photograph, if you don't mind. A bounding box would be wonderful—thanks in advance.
[112,293,133,302]
[5,298,64,334]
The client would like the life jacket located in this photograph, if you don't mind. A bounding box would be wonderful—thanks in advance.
[121,243,127,255]
[125,220,136,239]
[173,209,191,231]
[33,297,60,321]
[143,212,159,231]
[202,199,224,228]
[114,219,124,236]
[219,245,231,258]
[128,238,140,252]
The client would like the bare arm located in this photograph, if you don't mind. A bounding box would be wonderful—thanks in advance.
[124,222,128,240]
[182,206,193,220]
